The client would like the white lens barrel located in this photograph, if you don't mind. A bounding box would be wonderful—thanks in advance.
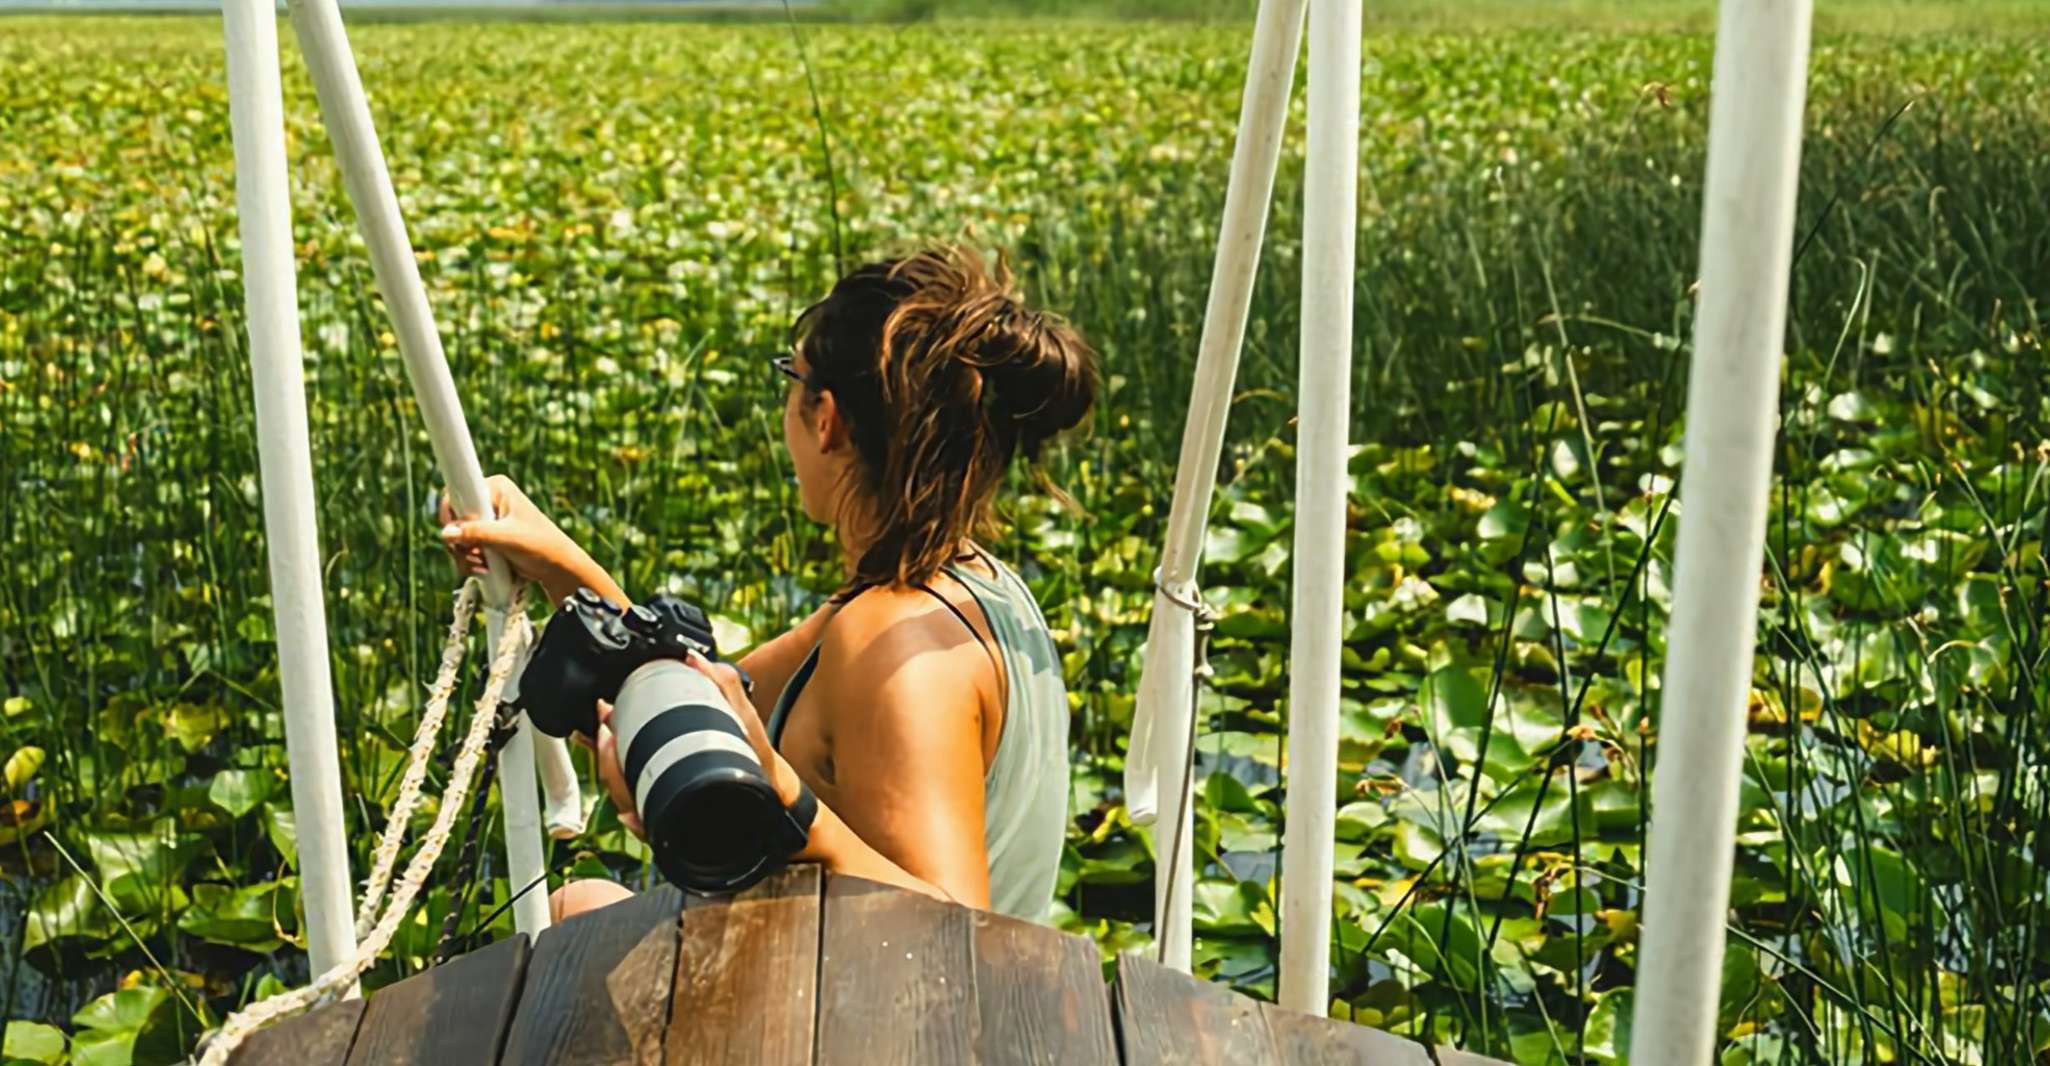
[612,659,760,815]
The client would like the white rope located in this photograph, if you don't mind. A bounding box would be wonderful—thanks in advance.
[354,581,483,939]
[197,582,531,1066]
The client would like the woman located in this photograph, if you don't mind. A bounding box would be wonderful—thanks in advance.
[439,246,1096,922]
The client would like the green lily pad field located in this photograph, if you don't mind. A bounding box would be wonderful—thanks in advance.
[1,12,2046,1064]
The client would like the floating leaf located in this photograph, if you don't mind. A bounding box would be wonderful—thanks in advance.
[178,881,293,952]
[3,1020,66,1065]
[206,769,274,820]
[70,984,185,1066]
[162,703,227,754]
[4,746,45,793]
[23,874,115,961]
[263,804,297,866]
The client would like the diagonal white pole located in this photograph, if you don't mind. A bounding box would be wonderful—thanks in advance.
[1631,0,1813,1061]
[1277,0,1361,1016]
[220,0,358,983]
[285,0,580,938]
[1126,0,1308,973]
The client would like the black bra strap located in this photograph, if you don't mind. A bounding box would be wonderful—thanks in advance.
[914,582,995,658]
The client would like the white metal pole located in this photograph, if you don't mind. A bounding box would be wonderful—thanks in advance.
[285,0,580,937]
[221,0,358,982]
[490,629,553,935]
[1125,0,1308,973]
[1277,0,1360,1016]
[1630,1,1812,1061]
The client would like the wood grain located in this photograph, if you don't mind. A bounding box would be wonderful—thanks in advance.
[1258,1001,1437,1066]
[1112,952,1281,1066]
[666,864,822,1066]
[815,873,978,1066]
[345,933,530,1066]
[228,998,364,1066]
[970,908,1117,1066]
[501,885,685,1066]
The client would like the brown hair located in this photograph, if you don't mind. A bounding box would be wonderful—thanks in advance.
[791,245,1097,592]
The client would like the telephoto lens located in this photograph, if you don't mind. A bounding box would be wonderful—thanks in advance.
[520,591,811,894]
[611,657,796,891]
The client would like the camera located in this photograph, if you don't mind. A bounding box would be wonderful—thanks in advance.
[519,588,809,894]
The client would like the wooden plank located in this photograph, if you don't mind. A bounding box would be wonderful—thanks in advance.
[1257,1001,1436,1066]
[666,864,822,1066]
[1434,1047,1508,1065]
[970,909,1117,1066]
[1112,952,1281,1066]
[501,885,685,1066]
[346,933,530,1066]
[229,998,365,1066]
[815,873,978,1066]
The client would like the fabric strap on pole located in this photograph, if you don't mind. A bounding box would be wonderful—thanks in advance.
[1277,0,1362,1016]
[1630,1,1813,1061]
[220,0,358,982]
[284,0,581,935]
[1127,0,1308,973]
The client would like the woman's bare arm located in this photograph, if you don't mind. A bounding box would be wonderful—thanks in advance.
[735,600,840,722]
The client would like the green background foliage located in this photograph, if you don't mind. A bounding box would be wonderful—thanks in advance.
[0,7,2046,1064]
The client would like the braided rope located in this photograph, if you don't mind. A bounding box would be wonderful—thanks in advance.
[354,580,484,939]
[197,584,531,1066]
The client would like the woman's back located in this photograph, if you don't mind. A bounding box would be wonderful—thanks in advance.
[945,556,1068,922]
[766,552,1069,922]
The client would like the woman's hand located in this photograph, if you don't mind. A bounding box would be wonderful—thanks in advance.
[587,700,644,840]
[585,653,799,844]
[438,475,624,605]
[685,651,806,809]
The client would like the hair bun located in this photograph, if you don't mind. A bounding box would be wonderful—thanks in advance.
[976,301,1098,460]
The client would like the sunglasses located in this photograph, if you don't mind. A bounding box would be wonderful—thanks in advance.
[772,355,806,386]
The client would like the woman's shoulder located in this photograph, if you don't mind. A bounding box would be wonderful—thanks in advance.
[814,584,982,682]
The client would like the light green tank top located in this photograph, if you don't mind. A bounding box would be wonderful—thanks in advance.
[764,555,1070,923]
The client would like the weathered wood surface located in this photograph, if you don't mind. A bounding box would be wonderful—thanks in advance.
[1259,1000,1437,1066]
[346,932,530,1066]
[815,875,978,1065]
[502,884,683,1066]
[227,996,364,1066]
[971,908,1119,1065]
[243,868,1501,1065]
[669,865,821,1066]
[1114,951,1283,1065]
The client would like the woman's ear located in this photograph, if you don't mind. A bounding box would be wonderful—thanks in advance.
[813,389,850,454]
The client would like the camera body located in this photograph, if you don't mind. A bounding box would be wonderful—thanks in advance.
[520,589,806,894]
